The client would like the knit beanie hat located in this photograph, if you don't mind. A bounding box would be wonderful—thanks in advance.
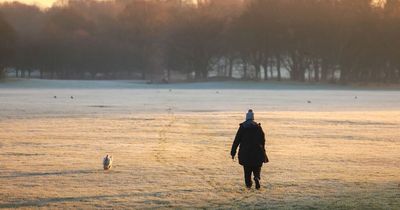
[246,109,254,121]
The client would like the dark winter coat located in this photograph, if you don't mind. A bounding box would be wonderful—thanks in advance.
[231,120,266,167]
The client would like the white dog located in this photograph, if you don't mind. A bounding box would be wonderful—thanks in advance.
[103,155,113,170]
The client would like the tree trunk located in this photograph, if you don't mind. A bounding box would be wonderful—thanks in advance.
[340,67,347,84]
[263,64,268,80]
[167,68,171,82]
[299,57,306,82]
[0,68,5,79]
[228,57,233,78]
[276,55,281,81]
[290,52,298,81]
[262,59,269,80]
[269,61,274,80]
[314,61,320,82]
[243,62,248,79]
[321,59,328,81]
[255,64,261,80]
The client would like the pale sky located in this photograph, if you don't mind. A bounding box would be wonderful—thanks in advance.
[0,0,57,8]
[0,0,197,8]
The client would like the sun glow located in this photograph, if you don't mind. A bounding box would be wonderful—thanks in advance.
[0,0,57,8]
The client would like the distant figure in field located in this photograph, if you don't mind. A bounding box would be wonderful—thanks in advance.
[103,155,113,170]
[231,109,268,189]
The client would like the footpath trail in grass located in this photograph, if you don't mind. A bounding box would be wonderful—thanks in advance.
[0,111,399,209]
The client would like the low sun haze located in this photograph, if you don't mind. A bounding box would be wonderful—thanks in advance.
[0,0,56,7]
[0,0,199,8]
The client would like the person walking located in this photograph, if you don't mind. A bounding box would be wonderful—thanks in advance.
[231,109,268,189]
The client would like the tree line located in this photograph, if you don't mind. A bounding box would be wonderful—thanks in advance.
[0,0,399,84]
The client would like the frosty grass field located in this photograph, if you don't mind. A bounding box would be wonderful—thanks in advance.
[0,79,399,209]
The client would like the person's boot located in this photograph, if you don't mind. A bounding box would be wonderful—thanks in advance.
[254,177,260,190]
[245,181,252,189]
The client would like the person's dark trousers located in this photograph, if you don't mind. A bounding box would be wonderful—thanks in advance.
[243,166,261,189]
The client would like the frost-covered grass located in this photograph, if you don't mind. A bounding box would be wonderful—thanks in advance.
[0,80,399,209]
[0,112,399,209]
[1,79,400,119]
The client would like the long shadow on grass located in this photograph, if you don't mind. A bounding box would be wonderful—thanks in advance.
[0,191,185,208]
[0,194,131,208]
[0,169,98,179]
